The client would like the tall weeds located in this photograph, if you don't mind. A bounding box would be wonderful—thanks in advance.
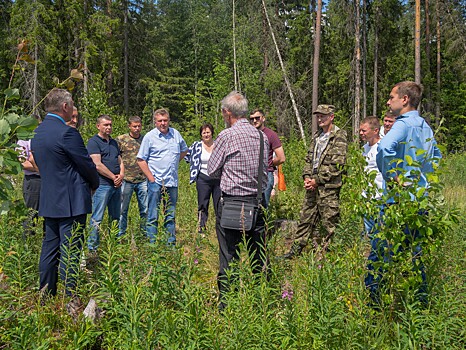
[0,146,465,349]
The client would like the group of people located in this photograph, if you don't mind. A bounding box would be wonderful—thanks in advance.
[19,88,286,308]
[19,79,440,311]
[281,81,439,306]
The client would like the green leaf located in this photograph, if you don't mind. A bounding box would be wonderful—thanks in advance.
[0,119,11,137]
[0,199,11,215]
[16,129,36,140]
[4,88,20,99]
[405,155,413,165]
[3,113,20,124]
[18,116,38,128]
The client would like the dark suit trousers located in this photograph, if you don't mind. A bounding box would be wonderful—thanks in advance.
[39,214,87,296]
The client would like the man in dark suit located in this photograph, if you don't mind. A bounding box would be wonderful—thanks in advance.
[31,88,99,299]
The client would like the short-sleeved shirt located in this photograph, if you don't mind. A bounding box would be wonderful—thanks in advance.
[137,127,188,188]
[116,133,145,183]
[262,127,282,172]
[87,134,121,186]
[17,139,39,176]
[208,119,269,196]
[362,141,383,199]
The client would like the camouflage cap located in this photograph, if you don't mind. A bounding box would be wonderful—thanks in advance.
[313,104,335,115]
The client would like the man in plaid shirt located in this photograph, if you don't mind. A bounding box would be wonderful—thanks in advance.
[208,91,269,311]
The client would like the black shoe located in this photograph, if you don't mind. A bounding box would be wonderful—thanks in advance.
[280,243,304,260]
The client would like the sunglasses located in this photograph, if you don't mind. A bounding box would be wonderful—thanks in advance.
[250,116,261,122]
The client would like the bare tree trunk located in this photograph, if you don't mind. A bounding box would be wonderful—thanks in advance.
[415,0,421,84]
[372,6,379,116]
[83,44,88,96]
[372,29,378,116]
[82,0,88,96]
[261,5,269,75]
[362,0,367,119]
[311,0,322,135]
[435,0,441,126]
[353,0,361,140]
[123,0,129,116]
[425,0,431,68]
[232,0,238,91]
[424,0,432,121]
[32,42,38,111]
[261,0,306,146]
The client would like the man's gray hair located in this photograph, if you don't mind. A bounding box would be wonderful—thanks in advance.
[97,114,112,124]
[221,91,248,118]
[44,88,72,113]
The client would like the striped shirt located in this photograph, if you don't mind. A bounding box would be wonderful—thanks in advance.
[208,118,269,196]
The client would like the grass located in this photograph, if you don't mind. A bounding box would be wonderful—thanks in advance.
[0,144,465,349]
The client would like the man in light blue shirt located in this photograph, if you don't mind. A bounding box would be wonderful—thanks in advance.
[137,109,188,244]
[366,81,441,305]
[377,82,441,189]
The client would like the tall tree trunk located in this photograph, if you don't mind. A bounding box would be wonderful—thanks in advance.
[261,0,306,146]
[32,42,38,111]
[362,0,367,119]
[31,0,39,111]
[435,0,441,126]
[83,44,88,96]
[232,0,238,91]
[353,0,361,140]
[83,0,88,97]
[261,4,269,75]
[123,0,129,115]
[415,0,421,84]
[311,0,322,135]
[372,5,379,116]
[425,0,432,121]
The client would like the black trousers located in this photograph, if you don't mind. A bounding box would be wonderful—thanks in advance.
[196,172,221,230]
[39,214,87,297]
[215,195,266,307]
[22,174,42,234]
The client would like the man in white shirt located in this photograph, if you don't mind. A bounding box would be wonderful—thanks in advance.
[359,116,383,236]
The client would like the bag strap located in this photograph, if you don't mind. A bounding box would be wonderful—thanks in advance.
[257,130,264,203]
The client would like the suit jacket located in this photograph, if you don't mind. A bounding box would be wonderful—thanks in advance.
[31,114,99,218]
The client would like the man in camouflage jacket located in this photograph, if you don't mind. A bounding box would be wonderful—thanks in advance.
[116,116,148,237]
[283,104,347,259]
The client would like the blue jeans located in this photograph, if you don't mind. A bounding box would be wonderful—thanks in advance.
[263,171,275,208]
[365,207,427,305]
[119,180,148,236]
[146,182,178,244]
[88,184,121,251]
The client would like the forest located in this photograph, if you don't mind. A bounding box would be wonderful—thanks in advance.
[1,0,466,149]
[1,0,466,348]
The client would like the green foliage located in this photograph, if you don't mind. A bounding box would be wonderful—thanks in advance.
[0,89,37,213]
[0,145,465,348]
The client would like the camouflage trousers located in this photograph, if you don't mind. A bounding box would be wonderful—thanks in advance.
[293,187,340,250]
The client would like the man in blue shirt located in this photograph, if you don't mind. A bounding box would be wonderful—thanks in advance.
[87,115,124,253]
[377,81,441,189]
[366,81,441,304]
[137,109,188,245]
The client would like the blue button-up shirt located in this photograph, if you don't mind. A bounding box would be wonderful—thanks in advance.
[376,110,441,189]
[137,127,188,187]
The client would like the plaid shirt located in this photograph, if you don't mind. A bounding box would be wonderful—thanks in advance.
[208,118,269,196]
